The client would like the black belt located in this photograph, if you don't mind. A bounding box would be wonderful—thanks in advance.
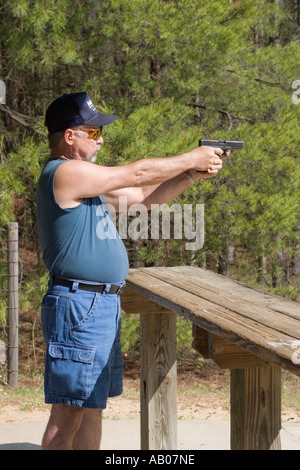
[52,276,125,295]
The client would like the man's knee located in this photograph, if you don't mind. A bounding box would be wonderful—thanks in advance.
[42,404,87,450]
[50,404,85,432]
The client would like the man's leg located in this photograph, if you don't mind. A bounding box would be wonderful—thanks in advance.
[42,404,103,450]
[72,408,103,450]
[42,404,85,450]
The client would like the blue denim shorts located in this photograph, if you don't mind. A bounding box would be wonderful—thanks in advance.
[41,279,124,409]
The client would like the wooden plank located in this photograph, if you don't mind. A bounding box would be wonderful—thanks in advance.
[155,266,300,320]
[140,311,177,450]
[126,269,297,351]
[127,268,300,350]
[193,326,269,369]
[121,287,174,315]
[192,324,211,359]
[126,269,300,375]
[136,267,300,339]
[230,366,281,450]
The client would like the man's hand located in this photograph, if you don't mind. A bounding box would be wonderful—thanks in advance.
[189,148,230,180]
[188,146,225,173]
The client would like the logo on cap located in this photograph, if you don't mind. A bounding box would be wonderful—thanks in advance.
[87,99,96,112]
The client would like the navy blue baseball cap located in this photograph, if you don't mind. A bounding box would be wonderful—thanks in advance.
[45,92,118,133]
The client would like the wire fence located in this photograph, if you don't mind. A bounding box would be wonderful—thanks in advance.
[0,222,18,389]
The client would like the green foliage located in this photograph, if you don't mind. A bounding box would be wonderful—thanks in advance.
[4,0,81,72]
[0,138,49,228]
[0,0,299,339]
[102,99,200,164]
[120,314,140,359]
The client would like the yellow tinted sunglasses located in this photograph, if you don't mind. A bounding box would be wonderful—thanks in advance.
[76,127,103,140]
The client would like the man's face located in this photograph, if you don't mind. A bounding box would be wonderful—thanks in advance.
[71,127,104,163]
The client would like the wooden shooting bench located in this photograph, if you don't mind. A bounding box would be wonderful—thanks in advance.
[121,266,300,450]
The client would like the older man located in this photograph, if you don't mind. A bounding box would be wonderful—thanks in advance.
[37,92,224,450]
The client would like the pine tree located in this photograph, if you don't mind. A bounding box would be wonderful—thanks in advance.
[0,0,299,300]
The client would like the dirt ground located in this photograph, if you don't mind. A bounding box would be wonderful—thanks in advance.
[0,361,299,424]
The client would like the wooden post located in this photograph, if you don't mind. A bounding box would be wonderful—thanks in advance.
[7,222,18,389]
[140,311,177,450]
[230,365,281,450]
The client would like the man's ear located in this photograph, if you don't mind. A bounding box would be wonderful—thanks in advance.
[64,129,74,145]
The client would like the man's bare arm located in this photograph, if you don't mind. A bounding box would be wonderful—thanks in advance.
[54,147,223,208]
[104,168,220,211]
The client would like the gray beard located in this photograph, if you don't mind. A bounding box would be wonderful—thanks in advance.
[87,145,101,163]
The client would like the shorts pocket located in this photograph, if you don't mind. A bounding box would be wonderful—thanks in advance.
[48,342,96,399]
[69,292,99,331]
[41,295,59,343]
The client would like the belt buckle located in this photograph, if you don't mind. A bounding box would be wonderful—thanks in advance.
[116,284,125,295]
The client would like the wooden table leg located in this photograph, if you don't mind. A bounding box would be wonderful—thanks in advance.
[230,365,281,450]
[140,311,177,450]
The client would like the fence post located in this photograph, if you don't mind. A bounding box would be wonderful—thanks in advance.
[7,222,18,389]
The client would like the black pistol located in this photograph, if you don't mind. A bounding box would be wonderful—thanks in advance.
[197,139,244,172]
